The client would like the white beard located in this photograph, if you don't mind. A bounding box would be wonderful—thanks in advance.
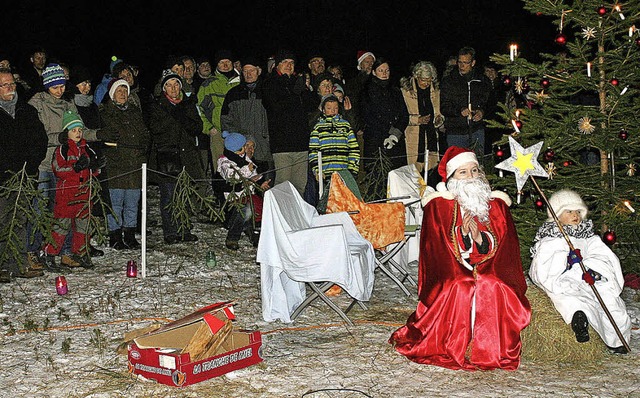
[447,176,491,223]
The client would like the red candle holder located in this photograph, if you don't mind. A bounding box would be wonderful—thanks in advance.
[127,260,138,278]
[55,276,68,295]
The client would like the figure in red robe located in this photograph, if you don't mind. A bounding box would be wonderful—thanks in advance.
[390,146,531,370]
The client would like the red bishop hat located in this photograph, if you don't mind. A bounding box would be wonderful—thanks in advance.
[438,146,478,182]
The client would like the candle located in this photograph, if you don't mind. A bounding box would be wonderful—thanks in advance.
[629,26,635,37]
[621,86,629,95]
[509,44,518,61]
[615,5,625,20]
[511,119,521,133]
[623,200,636,213]
[127,260,138,278]
[587,62,591,77]
[206,251,217,268]
[55,276,68,295]
[515,110,521,119]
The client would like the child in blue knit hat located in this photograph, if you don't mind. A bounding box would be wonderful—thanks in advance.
[217,131,270,250]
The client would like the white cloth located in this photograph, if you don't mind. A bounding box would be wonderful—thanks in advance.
[530,234,631,347]
[387,165,425,264]
[257,181,376,323]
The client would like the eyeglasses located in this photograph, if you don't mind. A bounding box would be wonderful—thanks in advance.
[0,82,16,89]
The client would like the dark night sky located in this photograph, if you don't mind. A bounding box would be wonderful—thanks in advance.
[5,0,556,86]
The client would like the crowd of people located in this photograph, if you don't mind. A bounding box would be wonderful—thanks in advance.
[0,44,502,281]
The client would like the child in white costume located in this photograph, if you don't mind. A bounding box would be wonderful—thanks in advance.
[530,189,631,353]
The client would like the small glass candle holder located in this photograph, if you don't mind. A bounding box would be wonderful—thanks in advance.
[127,260,138,278]
[55,276,68,295]
[206,251,217,268]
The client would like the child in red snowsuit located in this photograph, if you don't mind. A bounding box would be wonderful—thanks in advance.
[43,110,99,269]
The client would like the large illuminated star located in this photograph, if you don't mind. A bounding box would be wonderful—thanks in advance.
[495,136,548,191]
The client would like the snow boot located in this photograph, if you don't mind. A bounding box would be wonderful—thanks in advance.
[571,310,590,343]
[123,228,140,249]
[109,229,126,250]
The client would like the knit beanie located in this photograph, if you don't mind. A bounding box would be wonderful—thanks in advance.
[274,49,296,67]
[110,56,123,74]
[107,78,130,100]
[161,69,183,91]
[320,94,339,110]
[214,49,235,66]
[222,131,247,152]
[547,189,588,221]
[62,110,84,131]
[70,65,92,87]
[42,63,67,88]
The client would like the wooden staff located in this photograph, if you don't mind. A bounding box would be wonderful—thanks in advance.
[530,176,631,352]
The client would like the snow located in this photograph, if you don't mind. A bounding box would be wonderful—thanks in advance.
[1,186,640,397]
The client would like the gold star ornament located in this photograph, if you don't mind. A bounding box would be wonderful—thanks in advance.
[495,136,549,191]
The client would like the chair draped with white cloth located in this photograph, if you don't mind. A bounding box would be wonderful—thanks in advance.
[387,164,432,266]
[257,181,376,325]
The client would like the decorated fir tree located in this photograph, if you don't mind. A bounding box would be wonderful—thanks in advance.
[488,0,640,272]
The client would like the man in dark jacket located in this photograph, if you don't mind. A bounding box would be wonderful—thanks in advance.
[262,50,314,195]
[0,68,48,280]
[440,47,493,160]
[146,70,203,244]
[220,56,272,181]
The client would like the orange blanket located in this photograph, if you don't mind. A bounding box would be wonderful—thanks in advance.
[326,173,405,249]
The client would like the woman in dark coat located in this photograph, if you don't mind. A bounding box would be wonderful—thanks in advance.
[100,79,150,249]
[360,58,409,197]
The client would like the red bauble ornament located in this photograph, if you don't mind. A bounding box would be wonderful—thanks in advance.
[597,6,607,16]
[635,37,640,47]
[603,230,617,245]
[534,198,545,210]
[543,148,555,162]
[619,129,629,140]
[610,78,619,86]
[495,148,505,159]
[540,78,550,89]
[562,160,574,167]
[514,120,523,130]
[503,76,512,86]
[555,33,567,45]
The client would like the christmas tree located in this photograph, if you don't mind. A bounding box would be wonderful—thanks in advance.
[488,1,640,273]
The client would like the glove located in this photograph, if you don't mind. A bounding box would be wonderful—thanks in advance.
[96,127,120,142]
[383,134,398,149]
[582,269,597,285]
[73,155,90,172]
[566,248,582,271]
[90,153,106,171]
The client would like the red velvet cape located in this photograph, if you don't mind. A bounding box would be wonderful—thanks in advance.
[390,196,531,370]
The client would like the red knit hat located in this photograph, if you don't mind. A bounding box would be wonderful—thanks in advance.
[438,146,478,182]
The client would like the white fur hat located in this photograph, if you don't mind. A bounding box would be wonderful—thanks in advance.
[547,189,588,221]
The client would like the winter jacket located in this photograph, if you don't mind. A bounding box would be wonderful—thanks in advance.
[100,100,150,189]
[28,92,97,173]
[308,114,359,178]
[220,80,271,163]
[440,68,493,135]
[217,149,259,199]
[145,93,205,183]
[262,71,315,154]
[197,71,240,133]
[52,138,99,218]
[361,77,409,160]
[0,95,48,183]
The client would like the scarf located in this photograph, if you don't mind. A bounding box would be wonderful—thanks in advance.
[164,91,183,105]
[530,219,596,256]
[0,93,18,118]
[74,93,94,107]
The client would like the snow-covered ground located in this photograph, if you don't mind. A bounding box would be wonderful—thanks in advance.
[1,187,639,398]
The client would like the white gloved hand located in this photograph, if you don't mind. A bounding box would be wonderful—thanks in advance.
[383,135,398,149]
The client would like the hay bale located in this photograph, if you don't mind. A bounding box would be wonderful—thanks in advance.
[522,285,607,364]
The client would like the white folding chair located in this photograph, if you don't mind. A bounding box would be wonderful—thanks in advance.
[257,181,376,326]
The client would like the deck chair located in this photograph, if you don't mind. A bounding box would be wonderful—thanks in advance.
[325,171,413,296]
[257,181,376,326]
